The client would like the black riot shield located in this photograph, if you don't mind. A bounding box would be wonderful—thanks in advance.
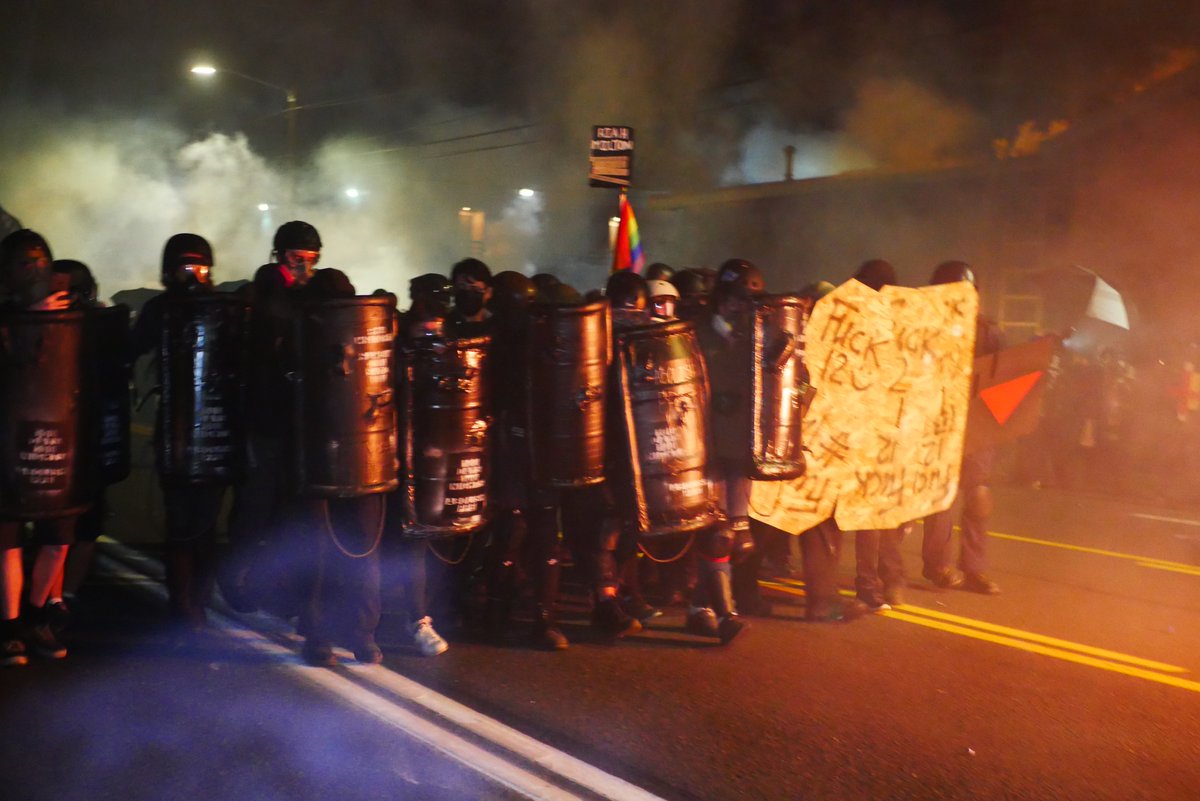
[613,319,721,538]
[0,309,90,519]
[82,304,132,488]
[158,294,247,487]
[527,300,609,489]
[749,295,808,480]
[296,296,398,498]
[398,334,490,537]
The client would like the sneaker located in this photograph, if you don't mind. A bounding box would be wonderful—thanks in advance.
[2,636,28,668]
[411,617,449,657]
[592,599,642,639]
[26,623,67,660]
[806,598,869,623]
[621,595,663,623]
[685,606,720,638]
[963,573,1001,595]
[923,567,964,590]
[717,615,748,645]
[857,595,891,613]
[302,639,338,668]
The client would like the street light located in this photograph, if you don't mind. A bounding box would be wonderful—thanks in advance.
[189,62,299,206]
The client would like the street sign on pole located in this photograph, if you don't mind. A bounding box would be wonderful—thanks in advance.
[589,126,634,188]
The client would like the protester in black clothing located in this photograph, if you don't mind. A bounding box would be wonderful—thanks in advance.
[0,230,77,665]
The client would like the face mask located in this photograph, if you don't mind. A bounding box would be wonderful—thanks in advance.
[283,249,319,286]
[454,288,486,317]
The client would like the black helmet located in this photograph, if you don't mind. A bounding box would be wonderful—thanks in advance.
[531,273,561,295]
[409,272,452,315]
[538,281,582,305]
[273,220,322,254]
[161,232,214,288]
[52,260,98,302]
[0,229,53,300]
[713,258,765,302]
[451,257,492,286]
[930,260,975,286]
[307,267,356,299]
[606,270,648,311]
[853,258,896,291]
[644,262,674,282]
[489,271,537,319]
[670,268,707,299]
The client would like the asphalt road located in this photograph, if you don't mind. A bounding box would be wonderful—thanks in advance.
[3,470,1199,801]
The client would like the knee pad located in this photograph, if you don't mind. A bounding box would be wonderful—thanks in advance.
[964,486,994,523]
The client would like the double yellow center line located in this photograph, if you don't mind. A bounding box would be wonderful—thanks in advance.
[761,577,1200,694]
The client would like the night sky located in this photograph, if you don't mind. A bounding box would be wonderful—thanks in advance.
[3,1,1200,296]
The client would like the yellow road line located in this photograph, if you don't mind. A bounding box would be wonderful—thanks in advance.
[989,530,1198,573]
[882,609,1200,694]
[1136,561,1200,577]
[761,578,1189,678]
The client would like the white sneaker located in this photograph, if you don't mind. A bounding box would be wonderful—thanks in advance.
[411,617,448,657]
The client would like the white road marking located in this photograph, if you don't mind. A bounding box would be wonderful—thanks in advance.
[1131,512,1200,527]
[96,544,668,801]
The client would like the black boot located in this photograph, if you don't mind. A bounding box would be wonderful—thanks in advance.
[708,568,747,645]
[530,556,568,651]
[592,595,641,639]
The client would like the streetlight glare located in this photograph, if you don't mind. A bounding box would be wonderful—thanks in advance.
[190,65,217,76]
[518,188,535,198]
[257,203,270,212]
[345,188,360,199]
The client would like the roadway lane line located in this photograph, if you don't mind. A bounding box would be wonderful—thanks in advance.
[988,530,1199,573]
[1130,513,1200,527]
[1136,561,1200,577]
[96,544,669,801]
[760,580,1195,691]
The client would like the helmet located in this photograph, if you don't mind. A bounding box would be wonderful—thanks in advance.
[161,232,214,288]
[930,260,975,286]
[670,268,707,299]
[531,273,561,295]
[451,257,492,286]
[52,260,98,302]
[539,281,582,305]
[646,279,679,301]
[273,220,322,254]
[0,229,53,300]
[307,267,356,299]
[713,258,765,302]
[798,280,836,301]
[644,262,674,281]
[853,259,896,291]
[489,271,537,320]
[606,270,648,311]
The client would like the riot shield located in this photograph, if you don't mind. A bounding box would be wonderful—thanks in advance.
[82,304,132,489]
[613,319,721,537]
[0,309,89,519]
[398,334,490,537]
[296,296,398,498]
[749,294,808,480]
[158,294,247,486]
[527,300,609,489]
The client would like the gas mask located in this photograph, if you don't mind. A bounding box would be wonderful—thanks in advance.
[454,288,486,317]
[282,249,320,286]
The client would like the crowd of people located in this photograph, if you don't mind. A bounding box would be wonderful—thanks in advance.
[0,220,1004,669]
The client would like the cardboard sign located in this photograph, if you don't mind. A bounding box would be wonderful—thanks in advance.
[589,126,634,188]
[750,280,978,532]
[964,337,1055,455]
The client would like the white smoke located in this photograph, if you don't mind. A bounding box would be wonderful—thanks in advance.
[0,112,545,299]
[720,122,873,186]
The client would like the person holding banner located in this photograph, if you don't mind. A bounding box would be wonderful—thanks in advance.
[922,261,1004,595]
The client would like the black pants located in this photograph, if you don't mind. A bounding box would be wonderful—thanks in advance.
[302,496,383,645]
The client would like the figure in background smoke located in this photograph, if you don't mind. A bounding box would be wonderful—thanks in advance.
[129,234,233,633]
[848,259,910,610]
[921,260,1003,595]
[0,205,21,241]
[0,230,77,666]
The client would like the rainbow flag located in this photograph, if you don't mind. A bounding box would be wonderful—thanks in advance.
[612,192,645,274]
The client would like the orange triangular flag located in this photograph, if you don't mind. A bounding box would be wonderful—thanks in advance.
[979,370,1044,426]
